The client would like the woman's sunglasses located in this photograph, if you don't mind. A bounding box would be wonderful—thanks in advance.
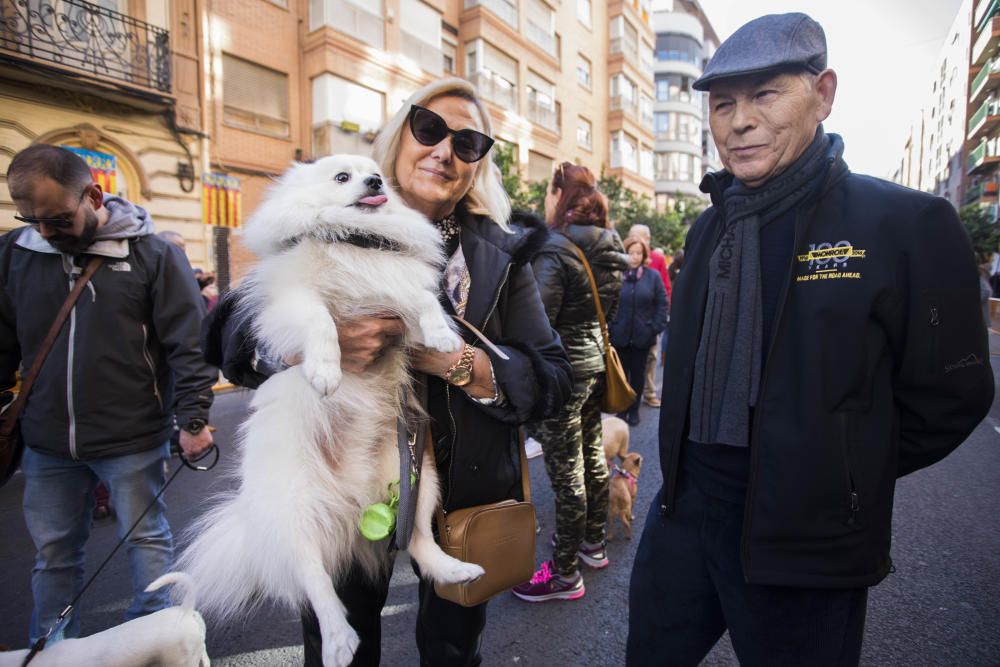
[408,105,495,163]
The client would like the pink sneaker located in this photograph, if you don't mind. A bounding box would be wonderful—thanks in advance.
[511,561,585,602]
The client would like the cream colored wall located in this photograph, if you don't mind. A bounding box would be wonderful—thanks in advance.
[0,84,210,268]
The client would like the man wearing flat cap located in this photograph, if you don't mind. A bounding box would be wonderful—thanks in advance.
[627,12,993,666]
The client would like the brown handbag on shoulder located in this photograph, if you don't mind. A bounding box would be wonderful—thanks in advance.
[430,426,536,607]
[568,244,636,414]
[0,256,104,487]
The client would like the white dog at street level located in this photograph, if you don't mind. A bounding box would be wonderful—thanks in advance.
[178,155,485,667]
[0,573,208,667]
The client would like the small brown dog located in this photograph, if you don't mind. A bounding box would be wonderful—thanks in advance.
[607,452,642,540]
[602,416,630,464]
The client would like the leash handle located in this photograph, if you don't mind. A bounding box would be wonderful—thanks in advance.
[23,443,220,664]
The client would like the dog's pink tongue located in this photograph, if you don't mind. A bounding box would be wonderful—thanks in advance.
[359,194,387,206]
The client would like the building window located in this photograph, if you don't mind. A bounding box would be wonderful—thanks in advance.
[576,0,591,28]
[311,73,385,156]
[222,54,290,138]
[526,0,557,57]
[655,73,695,103]
[611,74,637,114]
[655,111,701,143]
[655,33,700,64]
[526,70,558,132]
[442,37,457,74]
[577,53,592,89]
[310,0,385,49]
[640,146,654,181]
[577,116,592,150]
[654,111,669,136]
[400,0,442,75]
[640,93,654,126]
[465,0,517,28]
[611,131,638,172]
[466,39,517,109]
[528,150,553,182]
[656,152,702,183]
[609,16,637,61]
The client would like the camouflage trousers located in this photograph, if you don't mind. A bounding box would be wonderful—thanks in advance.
[528,374,609,575]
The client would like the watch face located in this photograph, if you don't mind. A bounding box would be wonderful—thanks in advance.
[448,367,472,386]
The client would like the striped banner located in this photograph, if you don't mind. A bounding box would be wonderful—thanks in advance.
[202,173,241,228]
[61,146,118,195]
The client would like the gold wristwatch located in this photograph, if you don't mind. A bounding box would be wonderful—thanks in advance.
[443,344,476,387]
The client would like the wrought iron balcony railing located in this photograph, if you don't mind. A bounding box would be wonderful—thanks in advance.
[0,0,170,94]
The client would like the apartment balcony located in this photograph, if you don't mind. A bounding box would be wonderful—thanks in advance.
[968,138,1000,174]
[526,100,558,133]
[610,94,639,118]
[963,180,999,205]
[525,22,557,59]
[973,15,1000,66]
[468,71,516,109]
[971,58,1000,108]
[464,0,517,29]
[401,32,443,76]
[976,0,999,33]
[0,0,170,95]
[968,97,1000,140]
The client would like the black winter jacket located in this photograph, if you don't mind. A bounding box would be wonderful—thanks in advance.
[0,227,216,460]
[658,155,994,589]
[610,267,668,351]
[205,209,573,512]
[531,223,627,381]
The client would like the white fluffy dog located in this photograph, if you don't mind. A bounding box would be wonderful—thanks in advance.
[177,155,484,667]
[0,573,208,667]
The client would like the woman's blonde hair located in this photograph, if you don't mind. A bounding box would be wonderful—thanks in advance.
[372,77,511,230]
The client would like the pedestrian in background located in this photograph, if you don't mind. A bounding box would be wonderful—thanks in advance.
[610,238,668,427]
[625,224,670,408]
[204,77,572,666]
[627,13,993,666]
[512,162,628,603]
[2,144,216,645]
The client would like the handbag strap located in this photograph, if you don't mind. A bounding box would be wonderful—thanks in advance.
[0,256,104,437]
[426,423,531,523]
[567,243,612,353]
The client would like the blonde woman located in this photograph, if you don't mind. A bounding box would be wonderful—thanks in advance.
[205,78,571,666]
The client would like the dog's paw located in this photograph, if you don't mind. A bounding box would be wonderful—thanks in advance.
[422,327,463,354]
[322,622,360,667]
[303,355,342,396]
[437,560,486,585]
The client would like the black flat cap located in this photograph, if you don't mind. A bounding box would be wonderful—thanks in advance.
[693,12,827,91]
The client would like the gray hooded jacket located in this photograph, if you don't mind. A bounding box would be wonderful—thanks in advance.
[0,195,216,460]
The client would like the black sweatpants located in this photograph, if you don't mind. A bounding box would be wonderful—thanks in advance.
[626,481,868,667]
[302,557,486,666]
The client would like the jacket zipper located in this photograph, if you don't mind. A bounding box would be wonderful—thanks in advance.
[929,305,940,375]
[740,209,802,580]
[839,413,860,526]
[141,324,163,410]
[66,277,79,460]
[443,261,512,509]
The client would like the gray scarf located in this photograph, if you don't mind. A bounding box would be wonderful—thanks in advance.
[688,129,833,447]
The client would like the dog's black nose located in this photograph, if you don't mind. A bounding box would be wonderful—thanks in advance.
[364,175,383,193]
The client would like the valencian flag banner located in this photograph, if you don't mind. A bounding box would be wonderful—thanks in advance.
[202,173,241,228]
[61,146,117,195]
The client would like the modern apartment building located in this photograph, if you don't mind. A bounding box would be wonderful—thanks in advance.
[890,0,971,209]
[2,0,658,281]
[965,0,1000,214]
[650,0,718,210]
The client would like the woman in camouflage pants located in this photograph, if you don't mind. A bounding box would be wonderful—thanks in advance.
[512,163,628,602]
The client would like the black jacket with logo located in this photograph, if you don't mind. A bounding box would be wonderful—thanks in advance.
[658,157,994,589]
[0,227,216,460]
[531,224,628,382]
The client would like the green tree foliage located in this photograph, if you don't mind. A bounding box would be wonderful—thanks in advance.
[959,204,1000,264]
[492,145,704,252]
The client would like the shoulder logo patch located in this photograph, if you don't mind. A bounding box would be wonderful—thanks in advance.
[108,261,132,272]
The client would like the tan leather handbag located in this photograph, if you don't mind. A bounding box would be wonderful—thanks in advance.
[569,244,636,414]
[430,427,536,607]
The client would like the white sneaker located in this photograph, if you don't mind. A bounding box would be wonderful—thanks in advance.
[525,437,543,459]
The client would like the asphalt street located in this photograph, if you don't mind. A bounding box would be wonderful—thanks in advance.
[1,360,999,666]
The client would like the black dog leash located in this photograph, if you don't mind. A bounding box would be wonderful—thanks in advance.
[21,444,220,666]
